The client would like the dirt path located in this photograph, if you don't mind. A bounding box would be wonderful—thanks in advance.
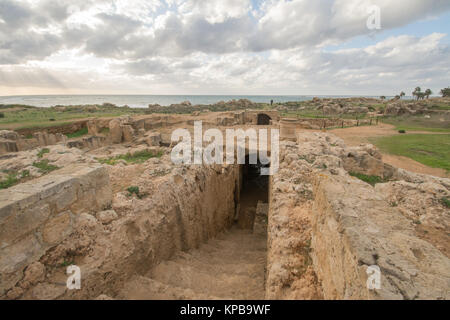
[329,124,449,178]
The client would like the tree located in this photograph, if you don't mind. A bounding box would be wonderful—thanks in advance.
[424,89,432,99]
[413,87,422,100]
[380,96,386,100]
[400,91,405,99]
[440,87,450,97]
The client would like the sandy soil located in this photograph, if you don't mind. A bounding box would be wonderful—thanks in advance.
[381,154,449,178]
[329,124,449,178]
[415,224,450,258]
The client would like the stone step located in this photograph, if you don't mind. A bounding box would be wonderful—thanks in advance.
[148,261,265,300]
[207,237,267,251]
[118,225,267,300]
[195,244,264,260]
[169,252,266,278]
[177,247,266,267]
[118,276,230,300]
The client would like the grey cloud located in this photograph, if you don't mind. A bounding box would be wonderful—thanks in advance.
[0,0,449,96]
[2,0,450,65]
[0,66,64,88]
[250,0,450,52]
[0,31,62,64]
[0,0,33,30]
[118,59,172,76]
[83,13,142,58]
[175,60,201,69]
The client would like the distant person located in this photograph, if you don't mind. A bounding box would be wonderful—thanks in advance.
[270,99,273,106]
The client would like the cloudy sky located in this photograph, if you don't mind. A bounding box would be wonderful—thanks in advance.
[0,0,449,96]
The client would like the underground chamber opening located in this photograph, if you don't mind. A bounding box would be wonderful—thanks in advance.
[236,155,270,230]
[257,113,272,125]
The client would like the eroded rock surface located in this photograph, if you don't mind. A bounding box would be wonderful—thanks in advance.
[267,132,449,300]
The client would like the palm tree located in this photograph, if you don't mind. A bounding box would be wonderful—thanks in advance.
[400,91,405,99]
[425,89,432,99]
[413,87,422,100]
[441,87,450,97]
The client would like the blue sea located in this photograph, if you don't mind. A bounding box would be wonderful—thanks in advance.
[0,95,392,108]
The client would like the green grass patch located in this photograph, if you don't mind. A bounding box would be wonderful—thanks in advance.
[100,127,110,135]
[33,160,59,174]
[37,148,50,158]
[59,259,75,268]
[0,103,147,130]
[98,150,163,165]
[382,115,450,133]
[0,170,31,189]
[429,104,450,111]
[0,173,19,189]
[371,103,386,111]
[441,197,450,208]
[370,134,450,171]
[281,108,369,120]
[127,186,142,198]
[66,127,88,138]
[349,172,386,186]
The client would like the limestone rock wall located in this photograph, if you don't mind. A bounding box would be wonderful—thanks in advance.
[1,158,240,299]
[266,140,323,299]
[55,163,240,300]
[311,173,450,299]
[0,130,67,155]
[0,164,112,296]
[268,132,450,300]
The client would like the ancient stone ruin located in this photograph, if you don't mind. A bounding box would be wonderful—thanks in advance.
[0,109,448,300]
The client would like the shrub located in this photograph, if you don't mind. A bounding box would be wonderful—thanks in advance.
[440,87,450,97]
[66,127,88,138]
[0,170,32,190]
[349,172,386,186]
[441,197,450,209]
[37,148,50,158]
[33,160,59,174]
[0,112,4,118]
[398,130,406,134]
[98,150,163,165]
[127,186,141,198]
[60,259,75,268]
[0,173,19,189]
